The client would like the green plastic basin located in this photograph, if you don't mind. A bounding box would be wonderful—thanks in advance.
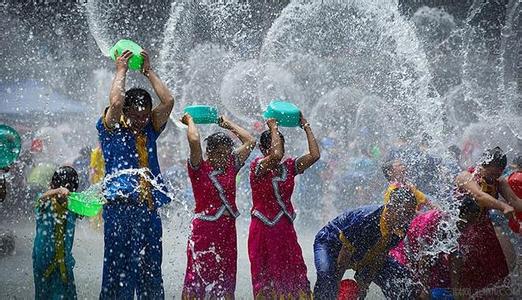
[109,39,144,71]
[0,125,21,168]
[263,100,301,127]
[184,105,219,124]
[68,192,104,217]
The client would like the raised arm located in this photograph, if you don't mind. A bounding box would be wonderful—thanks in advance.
[498,177,522,212]
[105,50,133,128]
[141,50,175,132]
[219,116,256,166]
[456,171,514,216]
[256,119,284,176]
[295,113,320,174]
[181,114,203,168]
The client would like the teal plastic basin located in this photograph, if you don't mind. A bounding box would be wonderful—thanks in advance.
[0,124,21,168]
[184,105,219,124]
[263,100,301,127]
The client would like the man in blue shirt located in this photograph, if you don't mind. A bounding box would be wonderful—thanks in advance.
[97,49,174,299]
[313,188,419,299]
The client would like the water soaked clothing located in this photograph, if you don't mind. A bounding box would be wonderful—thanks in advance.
[248,157,311,298]
[313,205,415,299]
[97,113,169,299]
[182,155,242,299]
[453,167,509,292]
[33,197,78,300]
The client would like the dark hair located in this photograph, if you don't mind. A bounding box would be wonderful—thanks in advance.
[259,129,285,152]
[458,196,481,221]
[382,158,396,181]
[387,188,416,209]
[50,166,79,192]
[205,132,234,152]
[479,147,507,169]
[124,88,152,110]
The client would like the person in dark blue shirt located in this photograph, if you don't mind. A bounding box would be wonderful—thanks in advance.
[97,48,174,299]
[313,188,419,299]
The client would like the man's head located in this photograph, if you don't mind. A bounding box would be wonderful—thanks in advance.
[382,159,407,183]
[123,88,153,130]
[385,188,418,232]
[259,129,285,157]
[205,132,234,166]
[478,147,507,183]
[50,166,79,192]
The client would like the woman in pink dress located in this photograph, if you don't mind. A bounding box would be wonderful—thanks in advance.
[453,147,522,294]
[181,114,256,299]
[248,115,320,299]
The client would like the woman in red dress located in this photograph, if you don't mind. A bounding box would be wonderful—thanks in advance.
[248,115,320,299]
[453,147,522,295]
[181,114,256,299]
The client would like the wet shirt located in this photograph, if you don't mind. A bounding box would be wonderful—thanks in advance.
[187,155,242,221]
[249,157,298,226]
[96,115,170,208]
[324,205,406,267]
[383,182,427,209]
[33,197,77,280]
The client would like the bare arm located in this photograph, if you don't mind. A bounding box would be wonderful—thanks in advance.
[141,50,175,132]
[296,113,320,174]
[105,50,133,128]
[181,114,203,168]
[456,171,514,216]
[256,119,284,176]
[499,177,522,212]
[219,116,256,166]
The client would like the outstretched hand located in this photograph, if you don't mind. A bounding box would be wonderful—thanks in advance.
[115,50,132,73]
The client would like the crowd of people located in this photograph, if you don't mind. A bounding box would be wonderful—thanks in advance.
[1,47,521,299]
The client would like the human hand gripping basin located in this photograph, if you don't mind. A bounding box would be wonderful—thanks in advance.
[263,100,301,127]
[183,105,219,124]
[109,39,144,71]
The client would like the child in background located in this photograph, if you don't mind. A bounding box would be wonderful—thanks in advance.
[33,166,79,300]
[381,158,435,211]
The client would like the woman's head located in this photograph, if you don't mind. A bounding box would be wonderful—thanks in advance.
[478,147,506,183]
[50,166,79,192]
[205,132,234,165]
[259,129,285,156]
